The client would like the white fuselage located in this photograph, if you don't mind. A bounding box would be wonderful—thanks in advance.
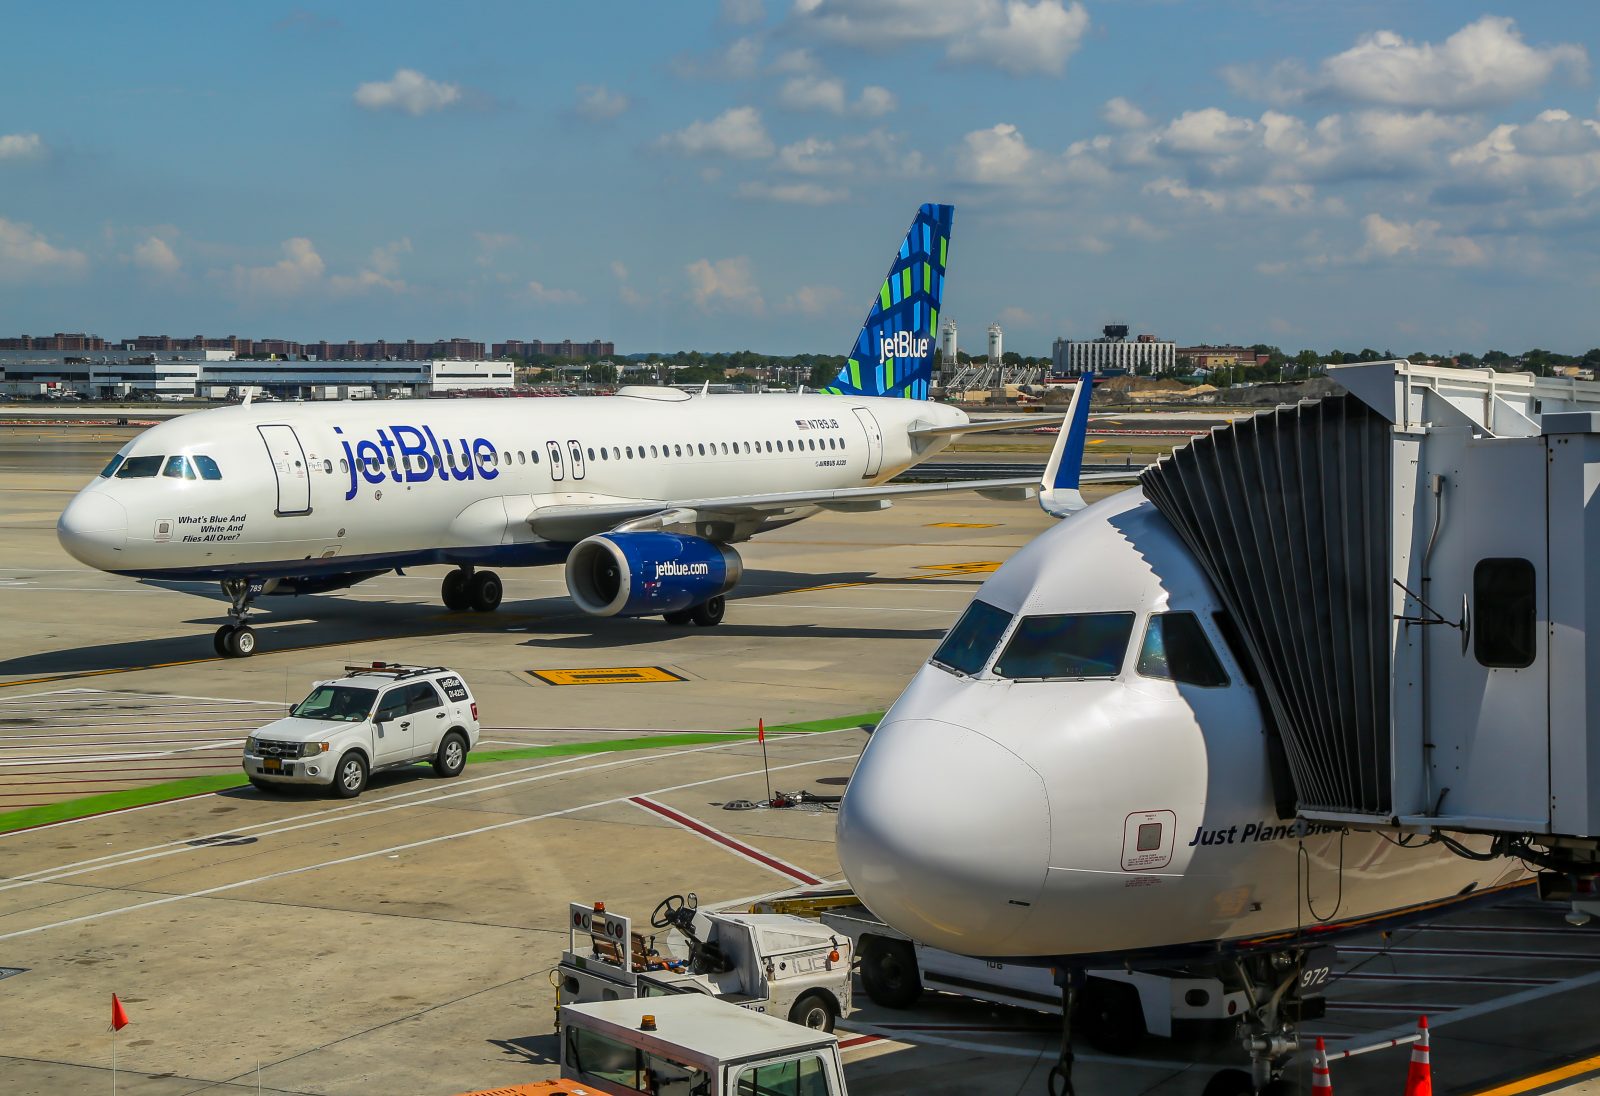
[837,488,1525,963]
[58,389,965,580]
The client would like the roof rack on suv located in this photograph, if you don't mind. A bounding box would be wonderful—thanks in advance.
[341,662,451,681]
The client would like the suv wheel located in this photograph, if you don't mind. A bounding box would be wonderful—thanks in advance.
[433,731,468,778]
[331,751,368,799]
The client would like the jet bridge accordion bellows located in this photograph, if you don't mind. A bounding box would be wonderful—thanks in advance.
[1139,394,1393,817]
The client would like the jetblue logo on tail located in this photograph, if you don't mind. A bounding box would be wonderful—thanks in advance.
[823,202,954,401]
[878,332,930,360]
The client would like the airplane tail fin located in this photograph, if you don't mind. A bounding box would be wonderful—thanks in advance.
[822,203,953,400]
[1039,373,1094,517]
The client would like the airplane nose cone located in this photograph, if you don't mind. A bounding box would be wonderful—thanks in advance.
[838,718,1049,954]
[57,492,127,566]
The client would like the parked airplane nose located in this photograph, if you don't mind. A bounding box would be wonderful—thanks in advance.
[57,492,128,567]
[838,717,1050,954]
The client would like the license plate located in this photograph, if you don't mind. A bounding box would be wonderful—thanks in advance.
[263,758,282,772]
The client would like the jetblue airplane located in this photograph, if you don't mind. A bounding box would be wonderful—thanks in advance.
[57,204,1073,658]
[835,383,1527,1094]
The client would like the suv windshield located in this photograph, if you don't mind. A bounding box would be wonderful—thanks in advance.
[291,685,377,722]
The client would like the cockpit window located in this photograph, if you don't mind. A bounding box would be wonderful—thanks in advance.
[99,454,126,478]
[994,612,1135,680]
[162,455,197,480]
[192,455,223,480]
[1136,612,1230,687]
[115,455,164,479]
[931,599,1013,677]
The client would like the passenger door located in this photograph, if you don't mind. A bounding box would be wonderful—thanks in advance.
[404,681,447,758]
[851,408,883,478]
[371,688,414,767]
[546,440,565,481]
[257,424,312,515]
[567,440,587,480]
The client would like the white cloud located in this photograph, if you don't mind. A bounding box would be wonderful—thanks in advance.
[0,217,86,282]
[521,280,584,305]
[737,180,849,204]
[1101,98,1150,131]
[675,36,763,79]
[685,256,764,312]
[784,284,844,315]
[770,48,818,74]
[954,123,1035,184]
[610,260,629,280]
[1158,108,1260,157]
[575,84,630,121]
[229,237,325,295]
[474,232,517,266]
[722,0,763,24]
[131,236,181,276]
[795,0,1089,77]
[354,68,462,115]
[331,238,412,294]
[777,74,897,116]
[1357,212,1486,266]
[1227,16,1588,111]
[657,106,774,158]
[946,0,1090,77]
[1449,109,1600,199]
[777,136,841,175]
[998,305,1034,326]
[1144,177,1339,216]
[0,133,45,161]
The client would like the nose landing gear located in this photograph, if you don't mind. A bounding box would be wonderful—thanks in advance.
[214,577,261,658]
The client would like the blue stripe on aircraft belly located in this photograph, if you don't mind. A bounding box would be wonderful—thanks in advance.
[108,540,575,582]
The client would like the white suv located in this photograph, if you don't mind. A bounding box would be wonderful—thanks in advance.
[243,663,481,798]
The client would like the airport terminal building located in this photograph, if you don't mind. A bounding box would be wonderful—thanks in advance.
[1052,326,1178,376]
[0,349,514,399]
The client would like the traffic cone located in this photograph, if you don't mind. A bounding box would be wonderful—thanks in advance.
[1311,1035,1334,1096]
[1404,1015,1431,1096]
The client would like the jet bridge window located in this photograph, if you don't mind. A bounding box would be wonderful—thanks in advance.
[994,612,1136,681]
[114,455,165,479]
[1136,612,1230,687]
[1474,557,1538,669]
[931,599,1014,677]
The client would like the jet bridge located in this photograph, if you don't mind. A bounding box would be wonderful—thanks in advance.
[1140,361,1600,894]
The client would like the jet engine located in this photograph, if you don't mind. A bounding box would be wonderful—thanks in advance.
[564,532,742,617]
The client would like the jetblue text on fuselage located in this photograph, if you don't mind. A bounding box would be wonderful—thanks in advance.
[878,331,930,360]
[337,425,499,501]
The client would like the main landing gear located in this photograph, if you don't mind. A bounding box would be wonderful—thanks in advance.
[213,577,260,659]
[662,595,726,628]
[441,566,503,613]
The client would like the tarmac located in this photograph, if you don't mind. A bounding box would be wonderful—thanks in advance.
[2,424,1599,1095]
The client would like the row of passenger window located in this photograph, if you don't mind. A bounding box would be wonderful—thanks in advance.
[337,433,849,476]
[931,600,1230,687]
[101,453,224,480]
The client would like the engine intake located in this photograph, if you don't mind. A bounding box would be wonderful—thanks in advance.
[565,532,742,617]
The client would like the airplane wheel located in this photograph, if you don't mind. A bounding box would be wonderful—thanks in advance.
[663,609,693,625]
[690,595,726,627]
[213,625,235,656]
[1080,978,1146,1056]
[1200,1069,1254,1096]
[441,570,470,610]
[227,626,257,658]
[468,570,502,612]
[859,937,922,1008]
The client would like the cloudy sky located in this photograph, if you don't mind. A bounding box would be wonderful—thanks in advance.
[2,2,1596,355]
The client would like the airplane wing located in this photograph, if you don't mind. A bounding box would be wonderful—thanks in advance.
[908,413,1065,438]
[525,471,1133,541]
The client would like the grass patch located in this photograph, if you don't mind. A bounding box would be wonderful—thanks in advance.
[0,712,882,835]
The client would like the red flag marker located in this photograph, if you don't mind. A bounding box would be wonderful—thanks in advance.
[758,719,773,805]
[757,719,765,743]
[111,993,129,1031]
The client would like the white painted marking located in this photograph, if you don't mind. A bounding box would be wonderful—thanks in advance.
[0,751,857,942]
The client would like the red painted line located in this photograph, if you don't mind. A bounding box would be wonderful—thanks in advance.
[838,1034,884,1050]
[627,795,824,886]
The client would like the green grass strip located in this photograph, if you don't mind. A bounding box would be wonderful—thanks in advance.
[0,711,882,835]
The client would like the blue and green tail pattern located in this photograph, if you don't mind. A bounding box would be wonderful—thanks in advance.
[822,203,953,400]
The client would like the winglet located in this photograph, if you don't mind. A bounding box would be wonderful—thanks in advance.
[1039,373,1093,517]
